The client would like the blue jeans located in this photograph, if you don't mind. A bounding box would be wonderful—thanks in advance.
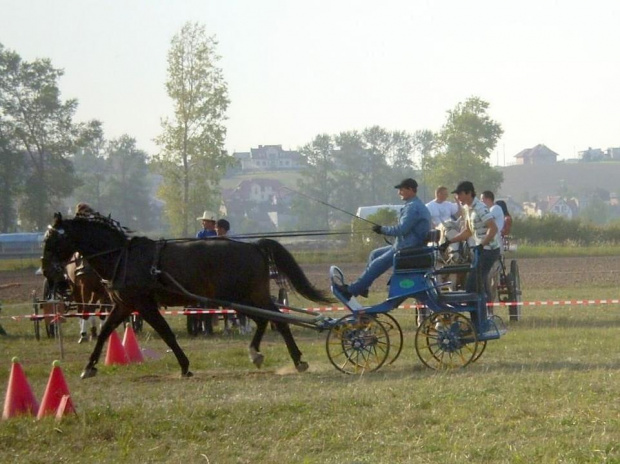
[466,248,500,303]
[348,245,395,296]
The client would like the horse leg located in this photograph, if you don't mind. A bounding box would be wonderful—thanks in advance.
[138,302,192,378]
[81,303,129,379]
[249,318,268,368]
[273,320,307,372]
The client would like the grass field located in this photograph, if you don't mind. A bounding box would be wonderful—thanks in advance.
[2,285,620,463]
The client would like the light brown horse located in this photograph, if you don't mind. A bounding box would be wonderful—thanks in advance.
[65,252,111,343]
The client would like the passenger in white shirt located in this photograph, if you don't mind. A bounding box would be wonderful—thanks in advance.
[426,186,460,228]
[480,191,504,251]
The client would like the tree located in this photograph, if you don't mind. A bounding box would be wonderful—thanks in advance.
[103,136,154,231]
[72,120,107,211]
[292,134,337,230]
[0,126,24,232]
[153,22,233,237]
[425,97,503,194]
[294,127,419,229]
[0,43,87,230]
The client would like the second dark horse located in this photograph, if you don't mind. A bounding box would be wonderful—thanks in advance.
[42,212,332,379]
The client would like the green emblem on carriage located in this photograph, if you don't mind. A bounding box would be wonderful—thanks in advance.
[399,279,415,289]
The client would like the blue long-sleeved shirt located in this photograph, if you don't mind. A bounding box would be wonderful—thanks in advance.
[380,196,431,249]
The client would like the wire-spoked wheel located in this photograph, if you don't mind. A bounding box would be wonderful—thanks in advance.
[508,260,522,322]
[415,310,479,369]
[326,314,390,374]
[373,313,403,365]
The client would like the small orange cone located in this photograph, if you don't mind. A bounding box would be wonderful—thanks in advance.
[2,357,39,419]
[104,330,129,366]
[122,325,144,364]
[37,360,75,419]
[55,395,74,421]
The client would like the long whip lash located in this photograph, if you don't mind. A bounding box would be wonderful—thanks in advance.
[282,186,379,226]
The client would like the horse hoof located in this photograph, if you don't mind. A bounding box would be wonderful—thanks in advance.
[250,349,264,368]
[80,367,97,379]
[183,371,194,378]
[296,361,309,373]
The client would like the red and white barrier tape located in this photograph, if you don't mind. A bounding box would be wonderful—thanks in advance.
[3,298,620,322]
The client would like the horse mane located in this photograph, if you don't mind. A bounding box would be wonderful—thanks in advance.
[73,212,134,237]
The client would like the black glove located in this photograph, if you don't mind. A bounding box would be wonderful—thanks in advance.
[473,244,484,254]
[438,240,450,253]
[371,224,382,234]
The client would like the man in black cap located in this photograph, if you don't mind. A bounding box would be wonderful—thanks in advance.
[441,181,500,304]
[334,178,431,300]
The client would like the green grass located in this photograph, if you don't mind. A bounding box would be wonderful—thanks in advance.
[2,284,620,462]
[0,257,39,272]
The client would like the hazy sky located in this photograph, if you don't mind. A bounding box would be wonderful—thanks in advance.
[2,0,619,164]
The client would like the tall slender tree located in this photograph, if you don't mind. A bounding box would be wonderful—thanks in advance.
[153,22,233,236]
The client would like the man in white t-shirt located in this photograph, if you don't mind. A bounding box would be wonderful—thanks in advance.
[426,186,460,228]
[480,191,504,249]
[480,190,504,306]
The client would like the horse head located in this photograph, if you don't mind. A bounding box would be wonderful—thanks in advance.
[42,213,77,291]
[437,219,472,265]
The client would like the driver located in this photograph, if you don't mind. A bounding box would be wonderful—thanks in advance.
[335,178,430,300]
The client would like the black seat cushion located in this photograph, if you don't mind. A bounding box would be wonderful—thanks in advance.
[394,247,435,271]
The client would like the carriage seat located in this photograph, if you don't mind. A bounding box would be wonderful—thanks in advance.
[437,291,480,304]
[393,246,435,272]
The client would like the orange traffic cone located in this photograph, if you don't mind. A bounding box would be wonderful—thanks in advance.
[122,325,144,364]
[37,360,75,419]
[2,357,39,419]
[104,330,129,366]
[55,395,73,421]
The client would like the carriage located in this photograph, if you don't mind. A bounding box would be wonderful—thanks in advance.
[326,243,507,373]
[41,212,507,379]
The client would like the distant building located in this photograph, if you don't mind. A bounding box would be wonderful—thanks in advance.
[232,145,306,172]
[514,144,559,165]
[536,196,578,219]
[579,147,606,162]
[608,147,620,160]
[221,178,295,231]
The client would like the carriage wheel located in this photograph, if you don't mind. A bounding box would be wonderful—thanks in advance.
[326,314,390,374]
[41,279,56,339]
[471,340,487,363]
[132,313,143,333]
[278,288,289,306]
[508,260,522,322]
[187,314,200,336]
[271,288,289,331]
[415,311,478,370]
[374,313,403,365]
[33,291,41,341]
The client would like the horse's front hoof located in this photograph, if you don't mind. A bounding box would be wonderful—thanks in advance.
[295,361,309,373]
[249,347,264,368]
[182,370,194,378]
[80,367,97,379]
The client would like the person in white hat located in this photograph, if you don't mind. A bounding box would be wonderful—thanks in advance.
[196,211,217,238]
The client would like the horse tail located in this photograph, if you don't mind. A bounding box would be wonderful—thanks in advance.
[256,239,334,304]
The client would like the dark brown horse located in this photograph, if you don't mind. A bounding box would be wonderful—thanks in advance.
[42,212,332,379]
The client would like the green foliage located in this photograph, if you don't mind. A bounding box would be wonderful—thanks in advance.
[0,42,97,231]
[513,215,620,245]
[0,134,24,232]
[293,128,417,229]
[424,96,503,194]
[153,22,233,237]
